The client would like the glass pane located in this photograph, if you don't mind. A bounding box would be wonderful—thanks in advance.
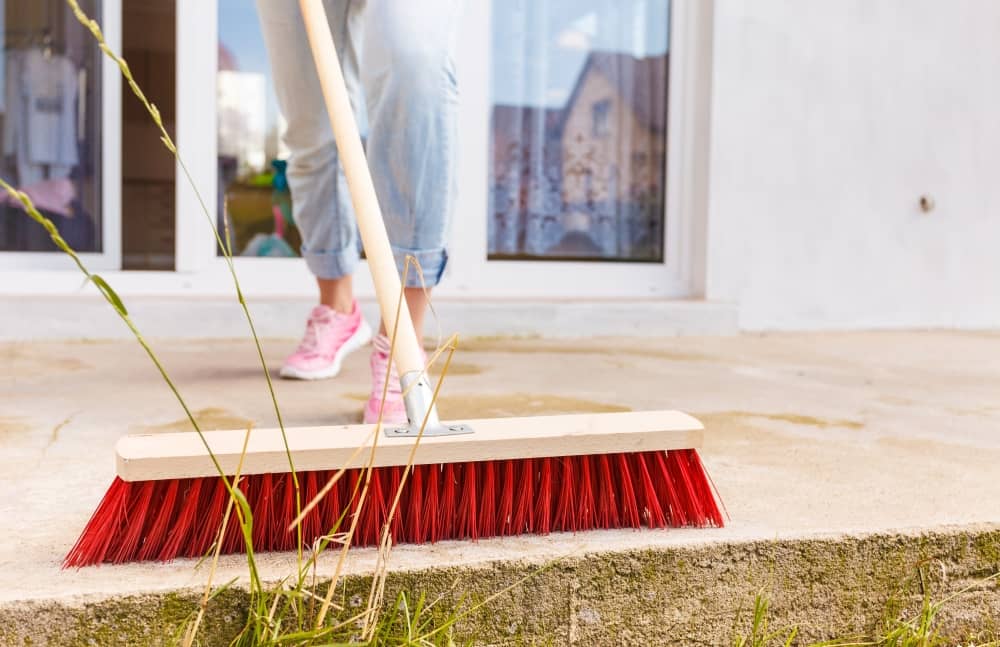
[0,1,103,253]
[217,0,299,258]
[122,0,176,270]
[489,0,669,262]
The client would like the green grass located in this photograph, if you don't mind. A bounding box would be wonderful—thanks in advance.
[731,568,1000,647]
[731,591,798,647]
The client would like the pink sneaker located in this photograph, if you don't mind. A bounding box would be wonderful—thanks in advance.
[280,302,372,380]
[363,334,420,425]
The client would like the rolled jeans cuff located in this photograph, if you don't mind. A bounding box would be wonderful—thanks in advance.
[394,246,448,288]
[302,245,360,281]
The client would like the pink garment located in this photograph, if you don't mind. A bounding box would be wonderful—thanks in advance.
[4,177,76,216]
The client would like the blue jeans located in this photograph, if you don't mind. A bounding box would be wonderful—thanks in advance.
[256,0,460,287]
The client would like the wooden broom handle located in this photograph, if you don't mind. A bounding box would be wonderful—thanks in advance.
[299,0,425,377]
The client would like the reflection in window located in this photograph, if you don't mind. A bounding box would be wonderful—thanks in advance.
[0,1,103,253]
[489,0,669,262]
[591,98,611,137]
[216,0,299,258]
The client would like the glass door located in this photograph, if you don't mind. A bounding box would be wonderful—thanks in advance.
[0,0,120,271]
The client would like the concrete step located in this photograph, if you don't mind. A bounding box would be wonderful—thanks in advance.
[2,527,998,645]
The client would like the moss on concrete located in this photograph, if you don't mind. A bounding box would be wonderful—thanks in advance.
[2,527,999,646]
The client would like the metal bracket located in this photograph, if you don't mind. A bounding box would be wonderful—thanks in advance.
[385,422,474,438]
[382,370,474,438]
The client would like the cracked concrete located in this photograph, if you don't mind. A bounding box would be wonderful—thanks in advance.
[1,331,1000,643]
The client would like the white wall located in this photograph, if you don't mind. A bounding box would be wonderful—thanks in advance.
[705,0,1000,330]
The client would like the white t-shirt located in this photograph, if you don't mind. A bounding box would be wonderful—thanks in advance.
[4,48,78,185]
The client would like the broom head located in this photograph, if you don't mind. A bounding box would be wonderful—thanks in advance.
[65,411,723,567]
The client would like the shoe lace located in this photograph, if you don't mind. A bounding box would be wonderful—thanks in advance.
[297,317,328,354]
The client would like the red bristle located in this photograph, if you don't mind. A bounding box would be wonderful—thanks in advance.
[64,477,131,567]
[552,457,575,532]
[340,468,364,540]
[159,478,201,561]
[335,469,351,535]
[301,471,321,544]
[534,458,553,535]
[511,458,534,533]
[407,465,425,543]
[594,454,618,528]
[497,460,515,535]
[189,477,228,557]
[456,461,478,539]
[422,465,439,542]
[358,470,387,546]
[96,486,132,563]
[631,453,667,528]
[438,463,456,539]
[673,449,723,526]
[222,477,248,553]
[615,454,641,527]
[353,471,374,546]
[577,456,597,530]
[478,461,497,538]
[250,473,273,550]
[667,450,700,523]
[692,450,725,526]
[386,466,404,541]
[110,480,155,563]
[647,452,684,526]
[137,479,179,561]
[274,474,296,551]
[314,470,331,536]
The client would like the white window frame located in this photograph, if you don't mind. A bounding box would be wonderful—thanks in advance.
[0,0,122,273]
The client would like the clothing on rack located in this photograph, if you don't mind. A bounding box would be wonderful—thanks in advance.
[4,47,79,187]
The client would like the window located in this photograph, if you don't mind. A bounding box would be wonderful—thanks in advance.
[216,0,299,259]
[0,1,103,254]
[488,0,670,262]
[591,98,611,137]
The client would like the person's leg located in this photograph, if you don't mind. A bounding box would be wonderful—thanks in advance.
[318,277,355,314]
[361,0,460,343]
[359,0,461,423]
[377,287,430,340]
[257,0,372,379]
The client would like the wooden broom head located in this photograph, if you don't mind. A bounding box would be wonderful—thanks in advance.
[115,410,704,482]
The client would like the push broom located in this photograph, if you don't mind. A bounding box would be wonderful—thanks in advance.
[64,0,723,568]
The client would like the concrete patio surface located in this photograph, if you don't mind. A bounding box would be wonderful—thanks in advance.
[2,331,1000,643]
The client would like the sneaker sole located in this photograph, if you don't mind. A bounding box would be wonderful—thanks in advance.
[279,319,374,380]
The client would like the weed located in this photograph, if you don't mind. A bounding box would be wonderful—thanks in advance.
[730,568,1000,647]
[732,591,798,647]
